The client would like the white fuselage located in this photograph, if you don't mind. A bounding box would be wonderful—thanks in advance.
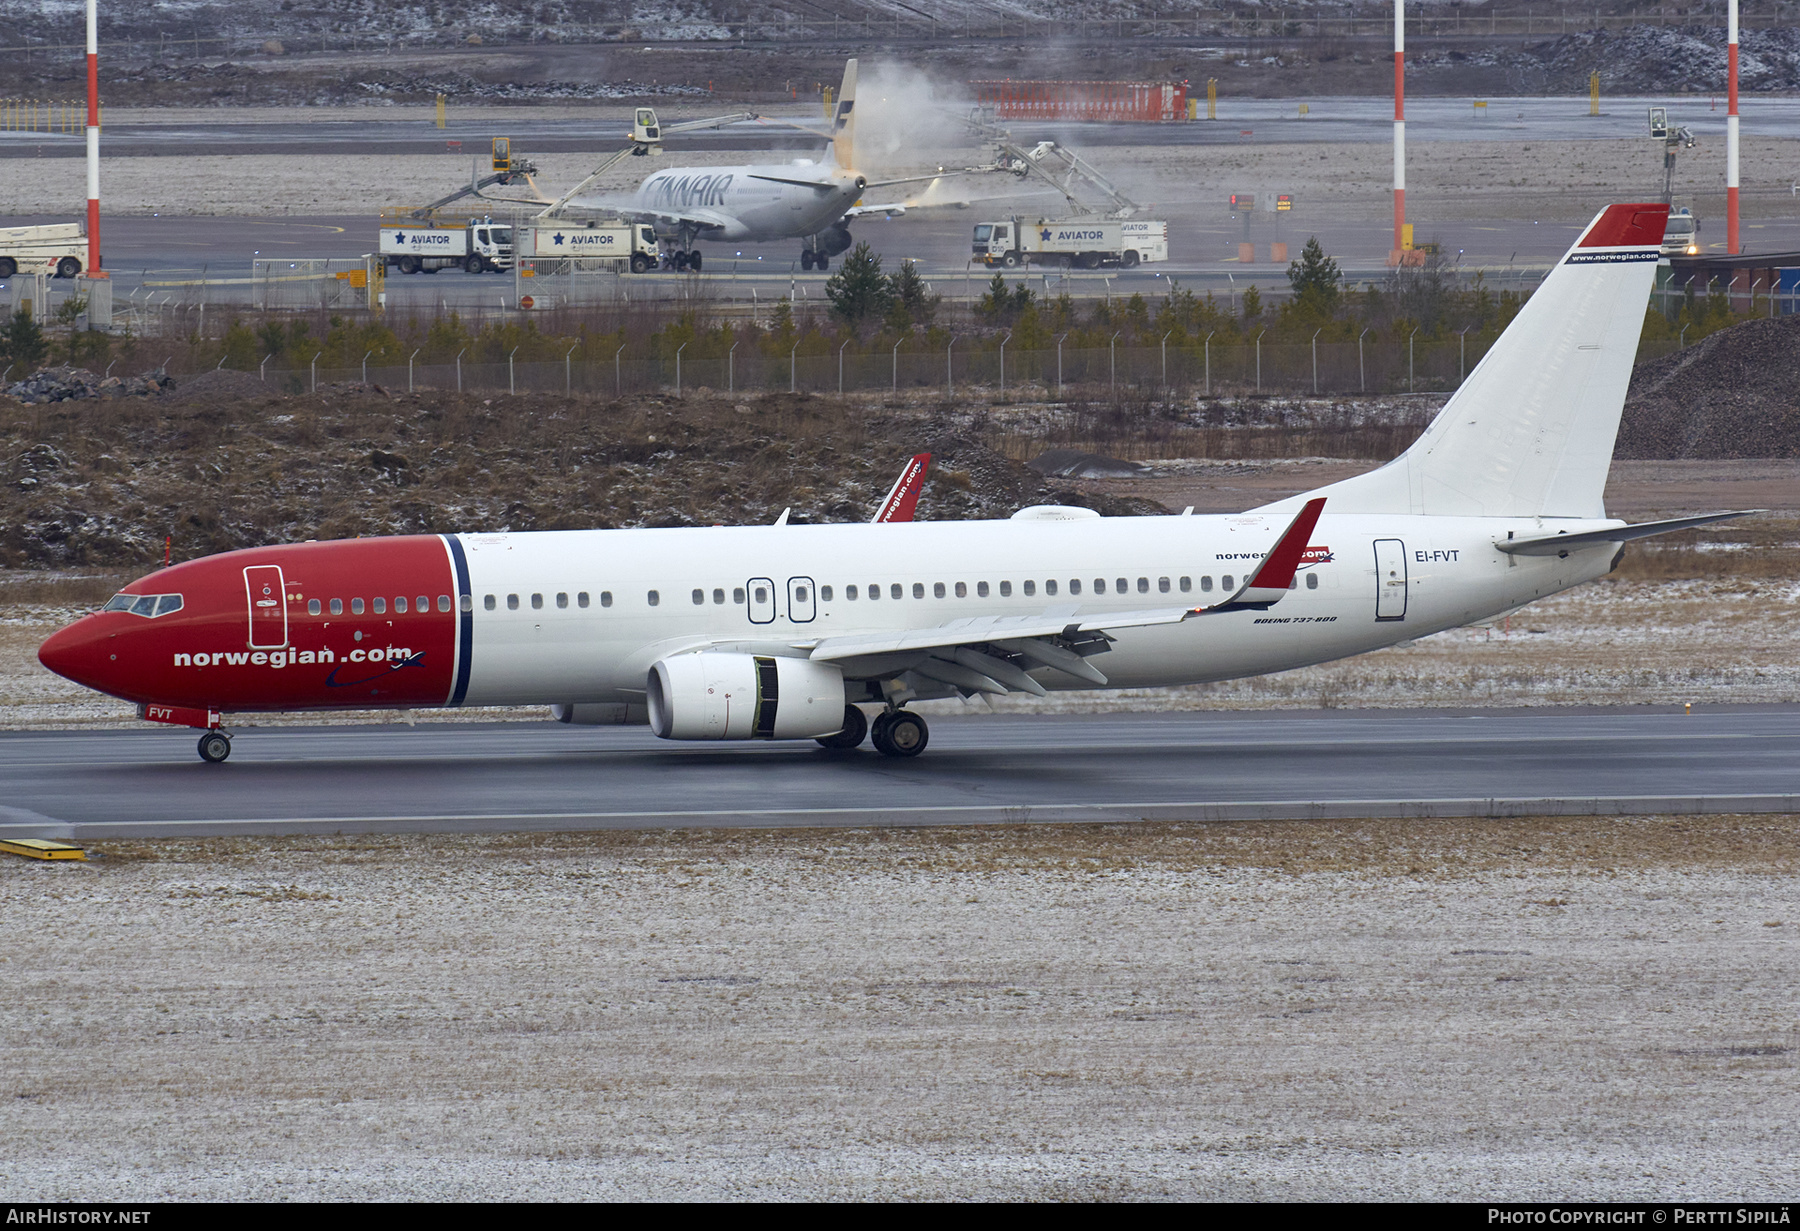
[631,161,862,242]
[455,512,1619,707]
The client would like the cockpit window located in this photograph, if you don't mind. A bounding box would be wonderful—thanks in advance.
[104,592,183,617]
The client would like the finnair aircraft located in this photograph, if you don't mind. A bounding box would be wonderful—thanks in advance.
[40,203,1744,763]
[587,59,926,270]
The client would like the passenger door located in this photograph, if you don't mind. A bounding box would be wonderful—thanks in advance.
[746,576,776,624]
[244,564,288,648]
[787,576,816,624]
[1373,539,1408,621]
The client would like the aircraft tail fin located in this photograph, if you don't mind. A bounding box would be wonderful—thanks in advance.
[1257,203,1670,519]
[831,58,857,170]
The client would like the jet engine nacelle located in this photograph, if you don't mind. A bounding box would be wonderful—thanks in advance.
[816,224,853,258]
[646,652,845,740]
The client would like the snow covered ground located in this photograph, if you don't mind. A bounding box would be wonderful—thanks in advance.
[2,817,1793,1200]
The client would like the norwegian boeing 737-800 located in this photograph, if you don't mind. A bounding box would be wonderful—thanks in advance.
[39,204,1747,762]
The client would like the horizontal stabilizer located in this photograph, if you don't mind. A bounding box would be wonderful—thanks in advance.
[1498,510,1761,556]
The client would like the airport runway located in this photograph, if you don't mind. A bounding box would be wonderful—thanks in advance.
[2,706,1795,839]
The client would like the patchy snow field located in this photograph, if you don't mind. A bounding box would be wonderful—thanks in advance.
[1,818,1793,1200]
[3,114,1795,222]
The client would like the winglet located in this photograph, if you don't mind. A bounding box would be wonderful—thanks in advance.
[871,452,931,523]
[1197,498,1326,613]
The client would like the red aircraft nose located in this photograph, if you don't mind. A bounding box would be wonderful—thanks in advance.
[38,615,117,694]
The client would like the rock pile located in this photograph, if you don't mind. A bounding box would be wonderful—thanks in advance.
[4,367,172,405]
[1617,315,1800,459]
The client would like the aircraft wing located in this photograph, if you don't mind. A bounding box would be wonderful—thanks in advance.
[870,453,931,522]
[566,197,736,234]
[801,498,1327,693]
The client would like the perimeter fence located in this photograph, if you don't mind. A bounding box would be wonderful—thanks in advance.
[245,336,1689,400]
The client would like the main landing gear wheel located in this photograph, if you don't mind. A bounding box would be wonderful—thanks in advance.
[815,255,829,271]
[815,705,869,751]
[870,710,928,758]
[800,251,815,271]
[197,731,232,763]
[688,251,702,271]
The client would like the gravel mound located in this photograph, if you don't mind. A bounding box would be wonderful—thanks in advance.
[4,368,171,405]
[1617,316,1800,459]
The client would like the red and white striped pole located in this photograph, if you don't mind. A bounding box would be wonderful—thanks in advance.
[85,0,103,276]
[1727,0,1739,254]
[1393,0,1406,255]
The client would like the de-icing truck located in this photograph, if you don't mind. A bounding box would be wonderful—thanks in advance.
[380,219,514,274]
[973,216,1169,269]
[519,220,661,273]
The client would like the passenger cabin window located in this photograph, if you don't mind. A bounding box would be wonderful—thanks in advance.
[308,599,322,616]
[890,584,902,600]
[1138,578,1149,593]
[867,585,880,601]
[484,595,497,611]
[999,581,1012,597]
[912,583,925,599]
[1179,577,1192,593]
[351,598,365,615]
[1094,579,1107,594]
[416,594,428,612]
[847,585,860,600]
[692,589,705,606]
[330,599,344,615]
[578,592,590,608]
[507,594,519,610]
[954,582,967,598]
[731,588,743,605]
[373,597,386,614]
[1158,577,1170,594]
[556,592,569,609]
[1222,575,1234,590]
[1200,576,1214,593]
[531,593,543,610]
[977,581,989,598]
[1307,573,1319,589]
[601,592,613,608]
[395,597,408,613]
[753,584,768,604]
[932,582,945,599]
[713,588,726,604]
[647,590,660,606]
[820,586,832,602]
[1069,579,1082,595]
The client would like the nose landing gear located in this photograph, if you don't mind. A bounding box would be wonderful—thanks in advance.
[197,729,233,763]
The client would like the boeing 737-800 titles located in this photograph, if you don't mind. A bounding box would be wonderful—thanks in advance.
[40,204,1750,762]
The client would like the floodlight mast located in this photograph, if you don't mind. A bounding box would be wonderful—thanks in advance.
[1393,0,1406,255]
[1727,0,1740,253]
[86,0,102,276]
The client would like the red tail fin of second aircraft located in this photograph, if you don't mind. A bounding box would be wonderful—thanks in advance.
[871,453,931,523]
